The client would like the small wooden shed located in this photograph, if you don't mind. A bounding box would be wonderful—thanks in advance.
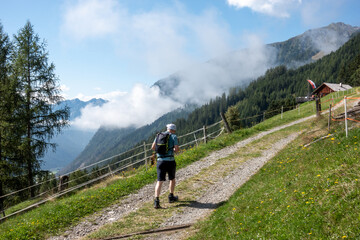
[313,83,352,97]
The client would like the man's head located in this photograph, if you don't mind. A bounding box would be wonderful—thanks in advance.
[166,123,176,133]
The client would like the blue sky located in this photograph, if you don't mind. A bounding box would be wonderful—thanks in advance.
[1,0,358,101]
[1,0,359,130]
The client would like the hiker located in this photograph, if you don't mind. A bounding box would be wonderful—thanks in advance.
[152,123,180,209]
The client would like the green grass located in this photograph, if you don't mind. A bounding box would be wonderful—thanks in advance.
[190,122,360,239]
[0,88,357,239]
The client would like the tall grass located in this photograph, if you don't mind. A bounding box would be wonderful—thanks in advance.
[191,122,360,239]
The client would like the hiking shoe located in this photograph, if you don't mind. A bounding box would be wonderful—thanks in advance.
[154,198,161,209]
[168,194,178,203]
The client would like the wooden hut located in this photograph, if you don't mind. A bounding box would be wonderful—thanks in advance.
[313,83,352,97]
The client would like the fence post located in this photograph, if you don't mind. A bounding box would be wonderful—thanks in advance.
[203,125,207,144]
[220,112,232,133]
[328,104,332,132]
[143,141,148,170]
[0,200,4,217]
[193,133,199,147]
[344,96,348,138]
[108,165,114,177]
[316,97,321,117]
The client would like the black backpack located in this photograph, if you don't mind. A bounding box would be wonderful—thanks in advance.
[155,132,170,155]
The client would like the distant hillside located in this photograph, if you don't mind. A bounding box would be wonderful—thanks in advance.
[41,98,107,171]
[60,105,196,174]
[269,22,359,67]
[66,23,359,174]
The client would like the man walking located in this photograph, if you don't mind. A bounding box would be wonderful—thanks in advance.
[152,123,180,209]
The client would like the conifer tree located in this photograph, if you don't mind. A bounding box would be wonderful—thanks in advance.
[0,22,15,214]
[225,105,241,131]
[11,21,69,197]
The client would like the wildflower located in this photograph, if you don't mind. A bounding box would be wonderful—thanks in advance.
[326,189,329,192]
[342,236,347,239]
[317,174,321,177]
[294,190,297,192]
[258,221,261,223]
[331,138,335,141]
[233,208,236,211]
[308,232,312,235]
[302,192,305,195]
[287,205,290,208]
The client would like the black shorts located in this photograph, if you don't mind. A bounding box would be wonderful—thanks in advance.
[157,160,176,181]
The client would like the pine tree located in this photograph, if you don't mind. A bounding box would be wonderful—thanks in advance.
[0,21,15,214]
[11,21,69,197]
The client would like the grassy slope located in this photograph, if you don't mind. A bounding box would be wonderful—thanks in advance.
[191,110,360,238]
[0,89,357,239]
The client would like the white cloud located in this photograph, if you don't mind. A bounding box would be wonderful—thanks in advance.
[72,84,181,130]
[171,34,273,104]
[62,0,122,40]
[61,1,233,77]
[227,0,302,18]
[74,90,127,102]
[62,1,273,131]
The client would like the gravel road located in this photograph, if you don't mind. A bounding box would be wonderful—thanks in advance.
[48,116,314,240]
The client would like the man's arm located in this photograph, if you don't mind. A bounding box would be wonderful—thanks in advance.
[174,145,180,153]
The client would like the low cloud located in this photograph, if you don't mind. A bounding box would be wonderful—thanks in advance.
[227,0,301,18]
[71,84,181,130]
[172,35,274,104]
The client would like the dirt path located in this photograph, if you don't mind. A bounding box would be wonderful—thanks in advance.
[48,116,314,240]
[147,132,300,240]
